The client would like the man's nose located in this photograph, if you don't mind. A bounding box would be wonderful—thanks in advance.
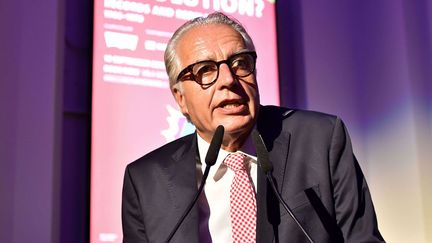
[217,63,236,88]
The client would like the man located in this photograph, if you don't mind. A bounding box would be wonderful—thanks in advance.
[122,12,384,242]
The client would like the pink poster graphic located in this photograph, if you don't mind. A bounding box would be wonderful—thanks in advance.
[91,1,279,242]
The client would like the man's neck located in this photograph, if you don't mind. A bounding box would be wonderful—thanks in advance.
[197,129,256,156]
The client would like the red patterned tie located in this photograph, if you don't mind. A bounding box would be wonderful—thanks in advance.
[224,153,257,243]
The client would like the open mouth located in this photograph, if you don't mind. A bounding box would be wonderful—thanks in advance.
[217,99,248,114]
[221,103,242,108]
[219,99,244,107]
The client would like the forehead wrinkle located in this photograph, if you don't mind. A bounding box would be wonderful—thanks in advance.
[214,38,245,60]
[190,36,245,63]
[176,36,209,68]
[190,37,214,62]
[176,24,246,67]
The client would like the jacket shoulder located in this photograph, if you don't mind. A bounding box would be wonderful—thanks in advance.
[259,105,340,131]
[126,133,196,172]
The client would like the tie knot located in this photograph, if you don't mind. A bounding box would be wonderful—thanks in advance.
[224,153,246,172]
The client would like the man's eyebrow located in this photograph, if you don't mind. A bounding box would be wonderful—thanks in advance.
[231,49,252,55]
[192,49,253,63]
[192,54,216,63]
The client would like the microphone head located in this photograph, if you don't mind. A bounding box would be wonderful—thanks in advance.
[205,125,224,166]
[251,129,273,174]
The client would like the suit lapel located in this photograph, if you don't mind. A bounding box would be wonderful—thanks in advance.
[158,106,293,242]
[160,134,200,243]
[256,106,292,243]
[257,161,274,243]
[268,134,291,193]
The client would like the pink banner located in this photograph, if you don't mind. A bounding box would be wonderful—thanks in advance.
[91,1,279,242]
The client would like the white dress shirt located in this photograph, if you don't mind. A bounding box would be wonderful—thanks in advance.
[197,133,257,243]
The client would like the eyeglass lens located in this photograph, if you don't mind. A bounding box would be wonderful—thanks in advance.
[191,52,256,85]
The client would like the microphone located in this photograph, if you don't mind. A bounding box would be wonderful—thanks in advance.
[251,129,314,243]
[164,125,224,243]
[205,125,224,166]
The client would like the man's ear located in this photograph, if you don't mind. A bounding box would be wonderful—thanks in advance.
[172,85,189,116]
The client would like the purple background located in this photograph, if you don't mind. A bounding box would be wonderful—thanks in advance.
[1,0,431,242]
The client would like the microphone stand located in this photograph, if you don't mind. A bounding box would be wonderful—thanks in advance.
[164,165,211,243]
[252,129,314,243]
[164,125,224,243]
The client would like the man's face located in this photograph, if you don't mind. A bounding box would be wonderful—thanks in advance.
[172,24,260,149]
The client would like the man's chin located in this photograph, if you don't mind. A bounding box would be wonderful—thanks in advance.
[217,118,254,135]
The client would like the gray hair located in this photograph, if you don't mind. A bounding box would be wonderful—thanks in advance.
[164,12,256,90]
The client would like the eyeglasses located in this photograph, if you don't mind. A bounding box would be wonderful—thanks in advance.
[176,51,257,87]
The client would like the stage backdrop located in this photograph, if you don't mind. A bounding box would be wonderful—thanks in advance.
[90,1,279,242]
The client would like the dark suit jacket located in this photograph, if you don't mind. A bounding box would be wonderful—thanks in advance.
[122,106,384,242]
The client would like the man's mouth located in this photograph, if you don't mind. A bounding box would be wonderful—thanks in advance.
[219,99,244,107]
[217,99,248,113]
[221,103,242,108]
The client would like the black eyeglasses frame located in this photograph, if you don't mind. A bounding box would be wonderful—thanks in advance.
[175,51,257,88]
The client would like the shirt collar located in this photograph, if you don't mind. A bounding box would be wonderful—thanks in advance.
[197,130,257,181]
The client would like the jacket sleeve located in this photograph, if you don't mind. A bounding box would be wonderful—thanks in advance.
[122,165,149,243]
[329,117,384,242]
